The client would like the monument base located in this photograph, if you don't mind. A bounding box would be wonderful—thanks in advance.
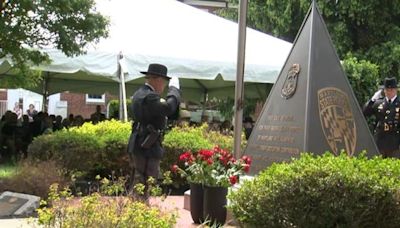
[0,191,40,218]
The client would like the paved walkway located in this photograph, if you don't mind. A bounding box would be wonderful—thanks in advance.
[150,196,237,228]
[0,218,36,228]
[0,196,237,228]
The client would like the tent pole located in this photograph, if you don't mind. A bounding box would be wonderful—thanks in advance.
[233,0,248,159]
[42,72,49,112]
[202,91,208,121]
[118,53,128,122]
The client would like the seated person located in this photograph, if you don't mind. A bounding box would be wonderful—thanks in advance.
[90,105,106,124]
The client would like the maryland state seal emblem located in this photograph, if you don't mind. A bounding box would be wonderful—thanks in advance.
[318,87,357,156]
[281,63,300,99]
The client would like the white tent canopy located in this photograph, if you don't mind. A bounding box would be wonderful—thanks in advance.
[1,0,291,102]
[94,0,291,81]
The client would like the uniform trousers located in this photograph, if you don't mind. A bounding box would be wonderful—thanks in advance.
[131,153,160,200]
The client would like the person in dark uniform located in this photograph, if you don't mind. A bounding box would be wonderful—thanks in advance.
[127,63,181,199]
[243,116,255,140]
[363,77,400,158]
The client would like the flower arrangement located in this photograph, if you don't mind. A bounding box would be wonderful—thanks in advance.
[171,146,252,187]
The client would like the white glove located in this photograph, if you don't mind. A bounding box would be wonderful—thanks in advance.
[169,76,180,89]
[371,89,382,101]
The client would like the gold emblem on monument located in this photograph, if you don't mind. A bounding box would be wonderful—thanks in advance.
[281,64,300,99]
[318,87,357,156]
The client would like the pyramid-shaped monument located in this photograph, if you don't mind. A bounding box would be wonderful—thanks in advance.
[244,1,379,175]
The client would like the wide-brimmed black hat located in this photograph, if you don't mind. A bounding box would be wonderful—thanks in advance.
[384,77,398,89]
[140,63,171,79]
[243,116,254,123]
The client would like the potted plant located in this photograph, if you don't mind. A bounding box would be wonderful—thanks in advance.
[172,146,252,225]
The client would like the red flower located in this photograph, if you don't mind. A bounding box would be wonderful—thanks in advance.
[207,158,213,165]
[199,149,214,160]
[243,164,250,173]
[242,155,252,165]
[171,164,178,173]
[229,175,238,185]
[219,156,228,166]
[179,151,192,162]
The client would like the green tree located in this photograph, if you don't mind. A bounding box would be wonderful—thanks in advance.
[214,97,259,121]
[218,0,400,80]
[0,0,109,87]
[342,55,380,106]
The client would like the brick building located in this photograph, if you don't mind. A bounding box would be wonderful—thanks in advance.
[59,92,117,119]
[1,89,118,119]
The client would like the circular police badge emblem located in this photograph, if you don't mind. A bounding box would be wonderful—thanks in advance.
[281,64,301,99]
[318,87,356,156]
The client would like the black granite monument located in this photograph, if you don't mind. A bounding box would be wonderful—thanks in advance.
[244,1,379,175]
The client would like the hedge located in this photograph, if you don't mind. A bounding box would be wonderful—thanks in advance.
[28,121,244,186]
[28,120,131,177]
[229,153,400,228]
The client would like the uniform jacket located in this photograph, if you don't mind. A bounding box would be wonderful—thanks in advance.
[128,84,181,158]
[363,96,400,151]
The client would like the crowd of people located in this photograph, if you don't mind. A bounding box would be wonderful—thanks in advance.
[0,104,106,162]
[1,96,249,165]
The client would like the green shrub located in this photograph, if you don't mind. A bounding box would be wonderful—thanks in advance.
[229,153,400,228]
[28,120,131,177]
[38,183,177,228]
[0,160,69,199]
[108,99,134,120]
[27,120,243,189]
[343,55,380,107]
[69,120,131,175]
[28,131,102,175]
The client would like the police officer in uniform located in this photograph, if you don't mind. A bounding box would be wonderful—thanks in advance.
[363,77,400,158]
[127,63,181,198]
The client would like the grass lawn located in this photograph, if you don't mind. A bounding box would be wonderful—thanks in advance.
[0,162,17,179]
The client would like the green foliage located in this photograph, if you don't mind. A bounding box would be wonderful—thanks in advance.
[37,182,177,228]
[213,97,260,121]
[0,68,43,89]
[107,99,134,120]
[28,120,242,188]
[228,153,400,227]
[0,160,69,199]
[0,162,17,178]
[163,124,212,152]
[0,0,109,87]
[219,0,400,83]
[28,120,131,177]
[343,55,380,106]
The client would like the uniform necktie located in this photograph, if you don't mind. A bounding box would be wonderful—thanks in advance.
[388,99,392,104]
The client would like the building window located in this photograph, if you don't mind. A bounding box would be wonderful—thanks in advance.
[86,94,105,104]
